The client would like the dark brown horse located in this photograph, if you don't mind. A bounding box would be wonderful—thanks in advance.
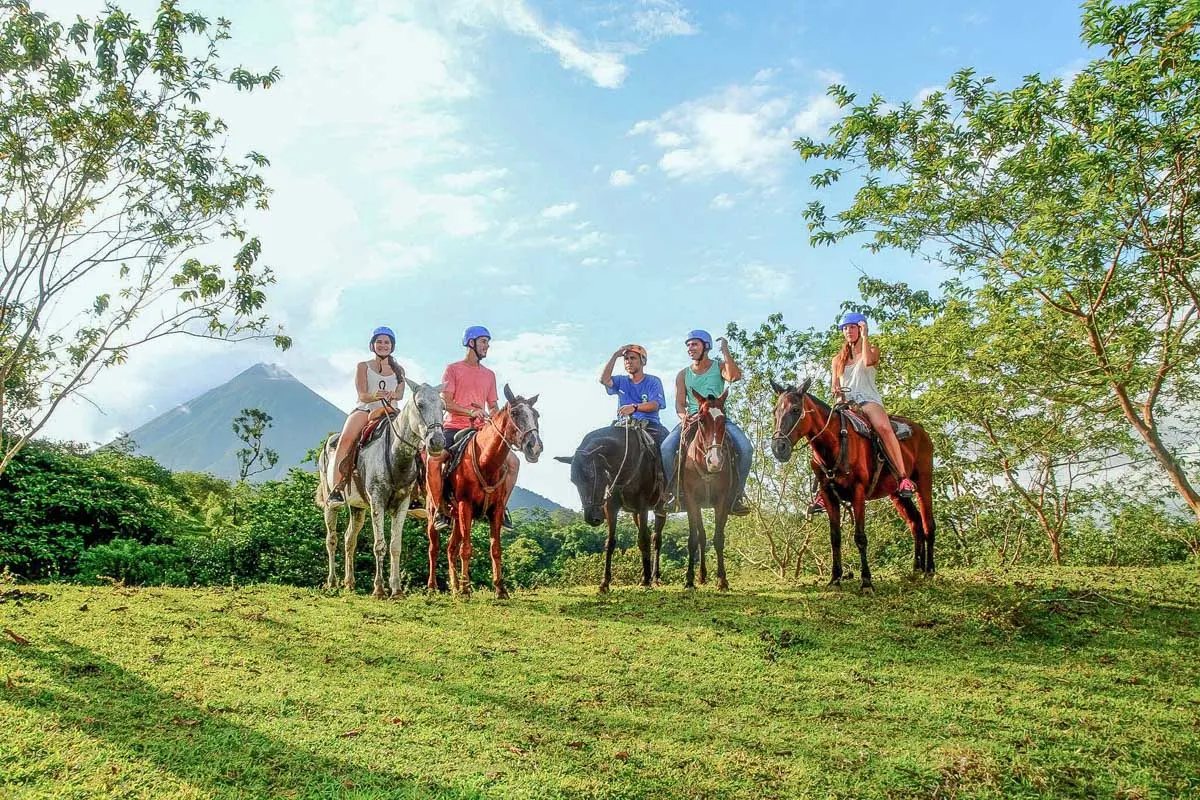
[679,389,736,590]
[555,420,667,592]
[425,385,542,599]
[770,377,935,589]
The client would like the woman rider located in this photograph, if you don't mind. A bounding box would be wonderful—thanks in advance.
[327,326,406,505]
[832,312,916,498]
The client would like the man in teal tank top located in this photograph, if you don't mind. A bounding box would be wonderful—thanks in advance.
[660,329,753,515]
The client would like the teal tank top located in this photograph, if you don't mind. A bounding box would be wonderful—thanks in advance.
[683,358,725,414]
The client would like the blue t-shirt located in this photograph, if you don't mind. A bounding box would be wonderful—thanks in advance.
[607,374,666,425]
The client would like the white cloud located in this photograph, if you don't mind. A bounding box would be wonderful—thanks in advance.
[632,73,845,184]
[742,263,791,300]
[441,167,510,190]
[632,0,699,40]
[609,169,636,187]
[503,283,536,296]
[753,67,779,83]
[541,201,579,219]
[580,257,608,266]
[565,230,606,252]
[484,0,630,88]
[711,193,735,210]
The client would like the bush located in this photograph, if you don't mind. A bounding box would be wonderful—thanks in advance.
[75,538,190,586]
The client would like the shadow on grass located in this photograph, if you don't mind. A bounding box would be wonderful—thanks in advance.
[1,637,482,800]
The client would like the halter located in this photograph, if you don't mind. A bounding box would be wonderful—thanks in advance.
[687,407,730,473]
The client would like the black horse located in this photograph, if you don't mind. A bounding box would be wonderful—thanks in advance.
[555,420,667,592]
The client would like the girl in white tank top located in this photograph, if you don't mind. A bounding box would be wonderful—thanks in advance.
[327,327,407,504]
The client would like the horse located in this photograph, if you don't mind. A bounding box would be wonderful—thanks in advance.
[554,418,667,592]
[678,389,737,591]
[316,378,446,598]
[769,377,936,590]
[425,384,542,599]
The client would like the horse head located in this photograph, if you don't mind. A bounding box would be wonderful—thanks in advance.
[770,376,814,462]
[501,383,543,463]
[405,377,447,455]
[554,448,607,526]
[690,388,730,474]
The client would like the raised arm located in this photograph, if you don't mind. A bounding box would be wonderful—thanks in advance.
[717,337,742,382]
[600,346,625,387]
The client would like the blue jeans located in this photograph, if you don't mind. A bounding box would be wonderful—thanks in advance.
[661,419,753,497]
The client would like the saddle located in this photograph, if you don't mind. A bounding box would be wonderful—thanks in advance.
[829,405,912,486]
[614,416,657,453]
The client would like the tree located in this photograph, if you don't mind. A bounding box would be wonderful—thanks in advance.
[0,1,290,475]
[796,0,1200,522]
[232,407,277,482]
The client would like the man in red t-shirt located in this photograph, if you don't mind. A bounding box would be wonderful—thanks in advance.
[425,325,504,531]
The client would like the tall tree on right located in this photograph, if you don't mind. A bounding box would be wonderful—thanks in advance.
[796,0,1200,522]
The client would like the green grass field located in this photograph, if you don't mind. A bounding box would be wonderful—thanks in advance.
[2,567,1198,799]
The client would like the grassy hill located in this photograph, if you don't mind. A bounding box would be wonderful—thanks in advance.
[2,567,1197,799]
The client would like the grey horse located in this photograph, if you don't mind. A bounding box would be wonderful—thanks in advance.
[316,378,446,598]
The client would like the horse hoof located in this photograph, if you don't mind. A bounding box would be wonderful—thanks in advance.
[598,583,610,594]
[371,589,386,600]
[495,588,509,600]
[827,578,841,588]
[717,580,729,592]
[861,583,875,595]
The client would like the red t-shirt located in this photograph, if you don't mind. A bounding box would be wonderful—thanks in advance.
[442,360,498,430]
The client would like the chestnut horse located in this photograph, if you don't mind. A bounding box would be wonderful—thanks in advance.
[425,384,542,599]
[769,377,935,589]
[679,389,736,591]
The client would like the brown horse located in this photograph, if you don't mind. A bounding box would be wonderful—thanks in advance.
[769,377,936,589]
[425,384,542,599]
[679,389,736,591]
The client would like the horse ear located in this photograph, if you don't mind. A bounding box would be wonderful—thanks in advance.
[405,376,419,394]
[690,388,704,405]
[503,383,516,405]
[770,378,787,395]
[798,376,813,396]
[553,455,573,464]
[717,389,729,406]
[527,394,539,406]
[434,382,446,393]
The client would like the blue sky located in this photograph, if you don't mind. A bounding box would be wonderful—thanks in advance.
[45,0,1093,507]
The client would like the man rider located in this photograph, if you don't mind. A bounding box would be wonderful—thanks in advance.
[600,343,669,449]
[425,325,510,530]
[660,329,753,516]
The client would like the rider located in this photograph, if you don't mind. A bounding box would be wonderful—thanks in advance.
[426,325,510,530]
[599,344,669,449]
[327,326,406,505]
[660,329,752,516]
[832,312,916,499]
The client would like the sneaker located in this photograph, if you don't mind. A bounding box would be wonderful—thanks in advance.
[897,477,916,499]
[434,512,452,532]
[729,494,751,517]
[808,495,827,516]
[327,488,345,506]
[502,510,514,530]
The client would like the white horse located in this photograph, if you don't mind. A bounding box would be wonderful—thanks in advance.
[316,378,446,598]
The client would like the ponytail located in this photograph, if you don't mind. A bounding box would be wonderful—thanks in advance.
[388,356,406,398]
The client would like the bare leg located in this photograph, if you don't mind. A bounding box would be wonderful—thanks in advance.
[331,411,370,494]
[861,402,907,477]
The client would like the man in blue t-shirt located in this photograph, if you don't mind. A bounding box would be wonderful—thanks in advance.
[599,344,669,449]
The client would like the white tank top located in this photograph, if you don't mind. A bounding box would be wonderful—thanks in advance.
[357,363,400,412]
[843,352,883,406]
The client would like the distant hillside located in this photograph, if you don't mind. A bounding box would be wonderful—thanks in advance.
[122,363,344,482]
[119,363,565,509]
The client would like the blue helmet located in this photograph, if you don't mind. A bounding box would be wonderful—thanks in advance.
[370,326,395,348]
[462,325,492,347]
[839,312,868,330]
[685,329,712,348]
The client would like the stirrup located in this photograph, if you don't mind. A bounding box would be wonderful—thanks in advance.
[729,494,751,517]
[327,488,346,506]
[808,496,827,516]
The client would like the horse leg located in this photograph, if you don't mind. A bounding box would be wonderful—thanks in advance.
[369,498,388,599]
[852,486,872,592]
[457,503,474,597]
[826,488,843,586]
[684,499,702,589]
[636,508,652,588]
[714,497,730,592]
[489,502,508,600]
[891,495,924,574]
[343,506,365,592]
[324,505,339,589]
[916,469,936,576]
[652,510,666,586]
[388,497,411,597]
[425,512,441,592]
[600,500,617,594]
[446,514,462,596]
